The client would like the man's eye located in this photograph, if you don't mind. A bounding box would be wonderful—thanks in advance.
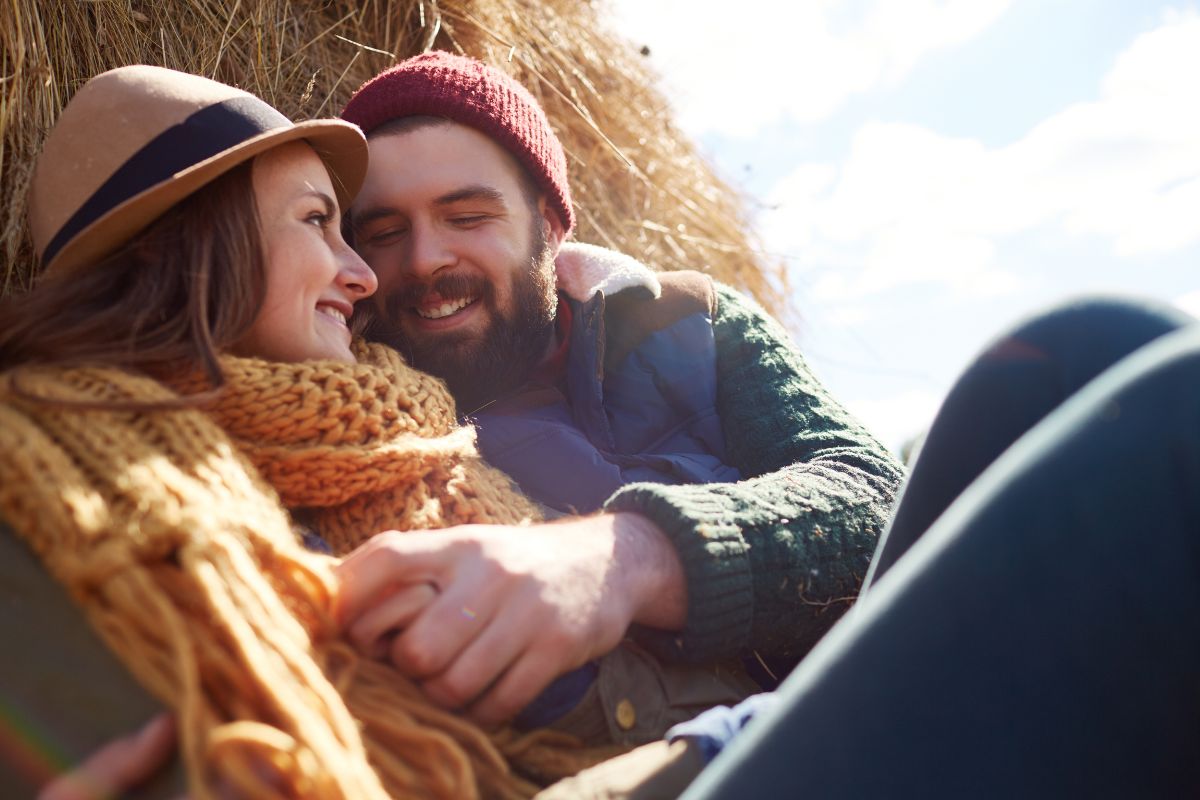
[451,215,489,226]
[364,227,406,245]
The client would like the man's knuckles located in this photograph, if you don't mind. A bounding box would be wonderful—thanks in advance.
[424,671,488,710]
[389,630,451,677]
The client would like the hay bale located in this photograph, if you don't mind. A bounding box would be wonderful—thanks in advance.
[0,0,786,318]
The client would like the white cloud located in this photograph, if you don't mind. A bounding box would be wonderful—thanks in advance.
[762,11,1200,302]
[610,0,1014,137]
[846,388,943,456]
[1173,289,1200,319]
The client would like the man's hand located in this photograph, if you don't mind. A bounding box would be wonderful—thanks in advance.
[334,512,686,727]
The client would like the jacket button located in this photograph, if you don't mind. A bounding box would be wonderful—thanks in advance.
[615,698,637,730]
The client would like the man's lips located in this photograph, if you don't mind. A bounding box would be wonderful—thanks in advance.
[415,295,478,320]
[405,294,484,333]
[383,272,490,334]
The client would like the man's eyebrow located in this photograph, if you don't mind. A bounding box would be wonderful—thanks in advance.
[349,205,399,229]
[350,186,508,230]
[434,185,507,207]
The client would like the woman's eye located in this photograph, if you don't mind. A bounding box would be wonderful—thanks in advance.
[306,211,333,228]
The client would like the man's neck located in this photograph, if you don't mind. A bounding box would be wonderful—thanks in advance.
[527,296,572,388]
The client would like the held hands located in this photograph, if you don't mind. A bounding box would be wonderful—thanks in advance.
[334,512,686,727]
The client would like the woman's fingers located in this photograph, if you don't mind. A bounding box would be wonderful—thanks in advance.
[39,714,177,800]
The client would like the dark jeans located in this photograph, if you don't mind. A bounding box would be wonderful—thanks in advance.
[683,297,1200,798]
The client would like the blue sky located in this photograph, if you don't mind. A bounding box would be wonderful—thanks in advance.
[611,1,1200,452]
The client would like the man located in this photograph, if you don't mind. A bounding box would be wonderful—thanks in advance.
[333,52,903,729]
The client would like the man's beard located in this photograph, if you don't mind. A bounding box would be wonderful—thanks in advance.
[366,225,557,414]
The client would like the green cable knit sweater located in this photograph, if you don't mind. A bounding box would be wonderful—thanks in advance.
[606,284,904,670]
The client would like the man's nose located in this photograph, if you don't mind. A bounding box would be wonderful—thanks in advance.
[405,223,455,280]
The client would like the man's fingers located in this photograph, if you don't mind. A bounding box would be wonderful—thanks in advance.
[388,581,500,679]
[40,714,177,800]
[334,531,446,625]
[419,609,529,710]
[469,650,567,729]
[347,581,439,657]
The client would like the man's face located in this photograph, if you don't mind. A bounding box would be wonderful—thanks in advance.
[350,122,565,412]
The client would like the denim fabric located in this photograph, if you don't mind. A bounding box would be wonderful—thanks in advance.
[666,693,782,764]
[683,297,1200,798]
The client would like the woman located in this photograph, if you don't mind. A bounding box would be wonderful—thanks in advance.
[0,65,566,800]
[5,64,534,547]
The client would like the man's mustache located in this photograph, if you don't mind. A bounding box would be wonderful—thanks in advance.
[382,272,493,323]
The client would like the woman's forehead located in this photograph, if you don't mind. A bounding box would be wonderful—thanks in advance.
[252,141,334,202]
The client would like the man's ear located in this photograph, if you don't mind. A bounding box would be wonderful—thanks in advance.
[537,195,567,254]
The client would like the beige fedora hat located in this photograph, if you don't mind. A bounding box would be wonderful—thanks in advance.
[29,65,368,275]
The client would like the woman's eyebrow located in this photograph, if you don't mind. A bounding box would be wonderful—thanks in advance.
[302,190,337,217]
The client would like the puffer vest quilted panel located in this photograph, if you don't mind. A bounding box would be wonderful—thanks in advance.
[472,272,741,515]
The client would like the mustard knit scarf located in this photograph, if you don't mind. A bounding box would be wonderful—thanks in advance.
[168,340,540,554]
[0,349,610,799]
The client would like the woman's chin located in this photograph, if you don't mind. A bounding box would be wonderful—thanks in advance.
[274,339,356,364]
[312,341,357,364]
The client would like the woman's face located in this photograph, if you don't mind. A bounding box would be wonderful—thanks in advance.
[234,141,377,363]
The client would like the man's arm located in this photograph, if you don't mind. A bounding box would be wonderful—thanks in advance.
[605,283,904,667]
[334,511,686,727]
[334,283,899,720]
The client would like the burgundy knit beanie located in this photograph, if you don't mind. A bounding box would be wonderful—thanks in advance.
[342,51,575,234]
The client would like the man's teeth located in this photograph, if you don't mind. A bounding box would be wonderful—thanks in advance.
[417,297,474,320]
[317,305,347,325]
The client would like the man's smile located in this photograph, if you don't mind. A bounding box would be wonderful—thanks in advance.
[404,290,487,333]
[416,295,478,320]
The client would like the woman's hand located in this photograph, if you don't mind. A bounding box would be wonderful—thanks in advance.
[38,714,179,800]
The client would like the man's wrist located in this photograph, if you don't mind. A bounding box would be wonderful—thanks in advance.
[608,511,687,631]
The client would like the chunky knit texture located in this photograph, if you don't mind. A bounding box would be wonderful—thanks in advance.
[0,359,610,799]
[341,51,574,233]
[169,340,538,554]
[607,284,904,668]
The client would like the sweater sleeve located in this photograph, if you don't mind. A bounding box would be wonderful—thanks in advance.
[604,283,904,667]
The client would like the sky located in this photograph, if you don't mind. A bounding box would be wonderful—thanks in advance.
[609,0,1200,454]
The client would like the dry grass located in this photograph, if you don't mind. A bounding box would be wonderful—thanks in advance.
[0,0,788,319]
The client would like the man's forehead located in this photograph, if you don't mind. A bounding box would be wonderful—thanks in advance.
[360,121,528,196]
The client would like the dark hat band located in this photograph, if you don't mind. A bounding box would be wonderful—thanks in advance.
[43,95,290,267]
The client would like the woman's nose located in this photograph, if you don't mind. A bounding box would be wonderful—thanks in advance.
[338,244,378,299]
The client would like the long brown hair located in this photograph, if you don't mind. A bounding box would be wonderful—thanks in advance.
[0,162,264,387]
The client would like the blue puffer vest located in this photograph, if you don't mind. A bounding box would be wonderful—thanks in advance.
[471,269,741,515]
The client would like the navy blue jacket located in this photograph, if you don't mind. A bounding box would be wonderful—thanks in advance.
[472,271,740,515]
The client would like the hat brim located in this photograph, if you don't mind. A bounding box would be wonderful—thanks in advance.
[45,118,367,275]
